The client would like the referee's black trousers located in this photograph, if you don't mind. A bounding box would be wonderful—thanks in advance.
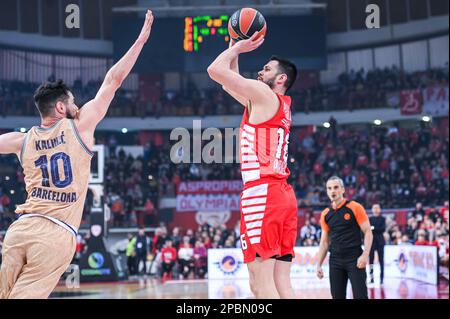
[369,240,385,283]
[329,254,368,299]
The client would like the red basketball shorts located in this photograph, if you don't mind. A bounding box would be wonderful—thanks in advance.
[239,179,298,263]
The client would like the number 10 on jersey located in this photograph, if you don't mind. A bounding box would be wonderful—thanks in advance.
[34,152,73,188]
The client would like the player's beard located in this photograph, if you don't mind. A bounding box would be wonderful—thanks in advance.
[66,109,75,120]
[65,107,80,120]
[260,74,277,90]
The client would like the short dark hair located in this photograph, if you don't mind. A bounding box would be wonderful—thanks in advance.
[33,80,70,117]
[269,56,298,92]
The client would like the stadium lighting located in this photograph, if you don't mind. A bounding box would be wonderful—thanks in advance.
[148,175,153,180]
[323,122,331,128]
[422,116,431,122]
[121,128,128,134]
[19,128,27,133]
[374,119,382,125]
[5,176,10,181]
[10,190,15,195]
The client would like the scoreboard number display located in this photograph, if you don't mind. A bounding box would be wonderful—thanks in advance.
[184,15,230,53]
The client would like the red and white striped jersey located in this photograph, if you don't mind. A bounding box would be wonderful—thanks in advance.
[239,93,292,186]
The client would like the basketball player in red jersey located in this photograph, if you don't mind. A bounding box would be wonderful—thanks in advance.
[208,32,298,299]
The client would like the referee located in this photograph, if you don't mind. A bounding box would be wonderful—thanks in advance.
[316,176,373,299]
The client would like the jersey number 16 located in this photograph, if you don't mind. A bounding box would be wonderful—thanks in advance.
[275,127,289,163]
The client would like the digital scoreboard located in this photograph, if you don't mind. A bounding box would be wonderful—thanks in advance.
[184,15,230,53]
[113,14,326,72]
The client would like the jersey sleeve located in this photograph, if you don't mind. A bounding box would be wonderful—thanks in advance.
[348,201,369,226]
[320,208,330,232]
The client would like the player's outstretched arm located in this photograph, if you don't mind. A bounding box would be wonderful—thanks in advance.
[0,132,25,157]
[229,40,239,74]
[76,10,154,134]
[222,40,248,107]
[207,32,275,107]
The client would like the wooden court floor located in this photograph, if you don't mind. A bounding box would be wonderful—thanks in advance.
[50,277,449,299]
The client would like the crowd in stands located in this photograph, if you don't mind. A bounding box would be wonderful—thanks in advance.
[386,201,449,267]
[0,76,137,117]
[101,147,158,228]
[291,118,449,209]
[297,66,448,113]
[97,118,449,228]
[1,67,448,117]
[0,153,25,230]
[112,222,240,280]
[1,117,448,231]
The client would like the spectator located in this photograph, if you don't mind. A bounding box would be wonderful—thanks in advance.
[428,206,440,223]
[193,240,207,279]
[405,217,419,240]
[412,202,426,223]
[437,232,449,268]
[177,237,194,279]
[152,227,168,254]
[109,192,125,227]
[186,228,196,247]
[300,219,318,246]
[170,227,182,250]
[224,237,235,248]
[369,204,386,284]
[0,235,3,265]
[440,201,449,222]
[310,217,321,239]
[415,230,430,246]
[0,190,12,229]
[74,234,87,264]
[135,228,149,275]
[126,233,137,276]
[143,198,156,226]
[399,234,413,245]
[161,240,177,281]
[303,237,315,247]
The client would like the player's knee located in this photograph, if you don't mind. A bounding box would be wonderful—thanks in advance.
[274,272,291,291]
[249,275,259,296]
[249,273,268,297]
[274,272,286,286]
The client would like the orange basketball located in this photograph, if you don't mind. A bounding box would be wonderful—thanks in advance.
[228,8,267,43]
